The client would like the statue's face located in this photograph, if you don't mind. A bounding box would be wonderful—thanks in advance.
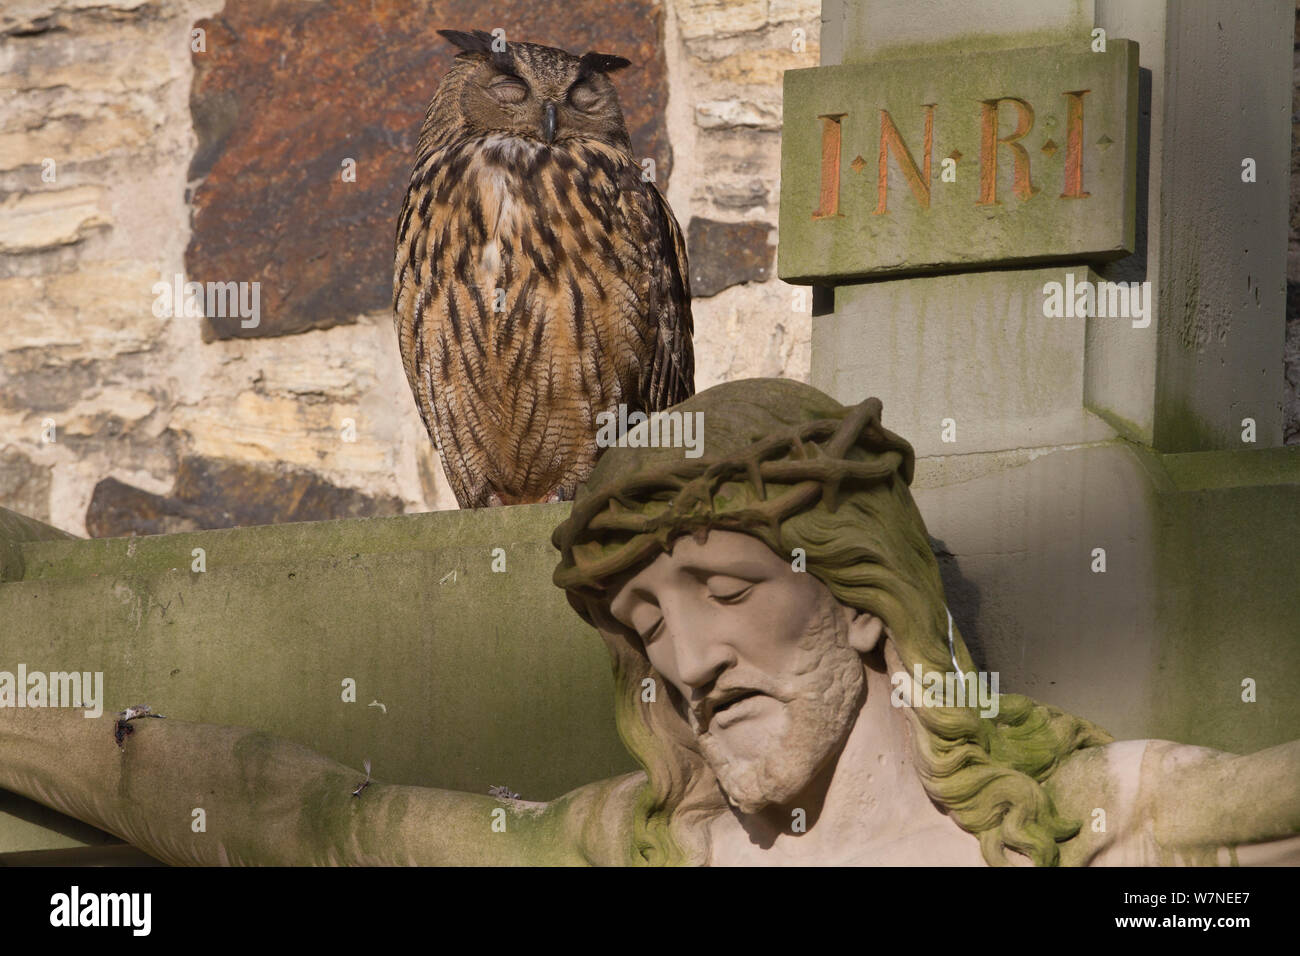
[607,530,883,814]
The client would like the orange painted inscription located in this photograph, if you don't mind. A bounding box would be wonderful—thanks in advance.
[812,90,1093,219]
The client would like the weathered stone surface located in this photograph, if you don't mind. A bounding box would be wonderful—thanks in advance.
[702,176,770,209]
[186,0,671,340]
[0,0,154,37]
[0,110,159,174]
[686,216,774,297]
[0,6,174,176]
[692,281,810,390]
[0,504,75,584]
[85,456,404,537]
[65,386,157,427]
[695,98,781,130]
[0,262,168,361]
[912,439,1300,751]
[2,502,634,855]
[169,390,389,475]
[674,0,770,40]
[779,41,1139,282]
[0,447,53,524]
[815,267,1117,458]
[699,47,813,86]
[0,187,111,254]
[673,0,818,41]
[831,0,1095,65]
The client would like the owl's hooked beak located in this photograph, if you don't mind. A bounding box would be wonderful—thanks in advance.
[541,101,558,145]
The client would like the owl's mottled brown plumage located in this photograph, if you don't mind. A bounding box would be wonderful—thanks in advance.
[394,29,694,509]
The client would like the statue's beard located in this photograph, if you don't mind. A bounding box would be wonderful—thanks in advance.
[691,604,866,816]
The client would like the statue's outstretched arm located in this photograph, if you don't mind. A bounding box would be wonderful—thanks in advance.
[1145,738,1300,860]
[0,708,589,865]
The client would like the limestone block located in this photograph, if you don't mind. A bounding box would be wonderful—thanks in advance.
[768,0,822,25]
[0,104,162,172]
[674,0,770,40]
[699,47,816,87]
[0,0,152,36]
[57,389,157,437]
[674,0,819,40]
[779,41,1139,281]
[0,187,110,253]
[0,262,167,361]
[834,0,1095,64]
[168,391,394,478]
[693,281,811,389]
[814,267,1118,457]
[695,98,783,130]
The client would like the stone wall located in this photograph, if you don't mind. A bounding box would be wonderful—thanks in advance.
[3,0,1293,536]
[0,0,819,536]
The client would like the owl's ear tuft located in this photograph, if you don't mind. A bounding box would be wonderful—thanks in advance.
[438,29,496,56]
[579,51,631,75]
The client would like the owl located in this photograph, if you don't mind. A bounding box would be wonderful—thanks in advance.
[393,29,694,509]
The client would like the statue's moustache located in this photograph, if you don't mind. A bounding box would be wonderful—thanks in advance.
[689,676,791,732]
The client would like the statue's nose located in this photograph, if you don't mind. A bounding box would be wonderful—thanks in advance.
[673,633,733,693]
[541,101,558,144]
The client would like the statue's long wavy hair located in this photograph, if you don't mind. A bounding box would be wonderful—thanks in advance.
[573,467,1112,867]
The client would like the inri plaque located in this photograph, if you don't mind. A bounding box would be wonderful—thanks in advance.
[778,41,1138,283]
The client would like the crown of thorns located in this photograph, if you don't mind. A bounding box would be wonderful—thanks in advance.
[552,395,914,606]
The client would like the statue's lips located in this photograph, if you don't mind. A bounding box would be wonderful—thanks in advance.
[710,690,769,729]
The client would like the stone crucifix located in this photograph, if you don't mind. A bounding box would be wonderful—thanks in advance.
[2,379,1297,865]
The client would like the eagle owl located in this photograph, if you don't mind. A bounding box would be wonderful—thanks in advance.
[393,29,694,508]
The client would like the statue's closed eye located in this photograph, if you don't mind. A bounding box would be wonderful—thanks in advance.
[639,616,665,645]
[706,574,757,604]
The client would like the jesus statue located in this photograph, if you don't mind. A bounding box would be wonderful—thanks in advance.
[2,379,1296,865]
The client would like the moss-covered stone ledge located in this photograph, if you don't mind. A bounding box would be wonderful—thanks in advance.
[0,508,75,584]
[0,502,635,858]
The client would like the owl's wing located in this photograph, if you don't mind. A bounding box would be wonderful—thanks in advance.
[393,180,431,430]
[637,181,695,410]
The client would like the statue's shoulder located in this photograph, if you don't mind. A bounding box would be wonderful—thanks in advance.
[1045,739,1151,865]
[551,771,647,866]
